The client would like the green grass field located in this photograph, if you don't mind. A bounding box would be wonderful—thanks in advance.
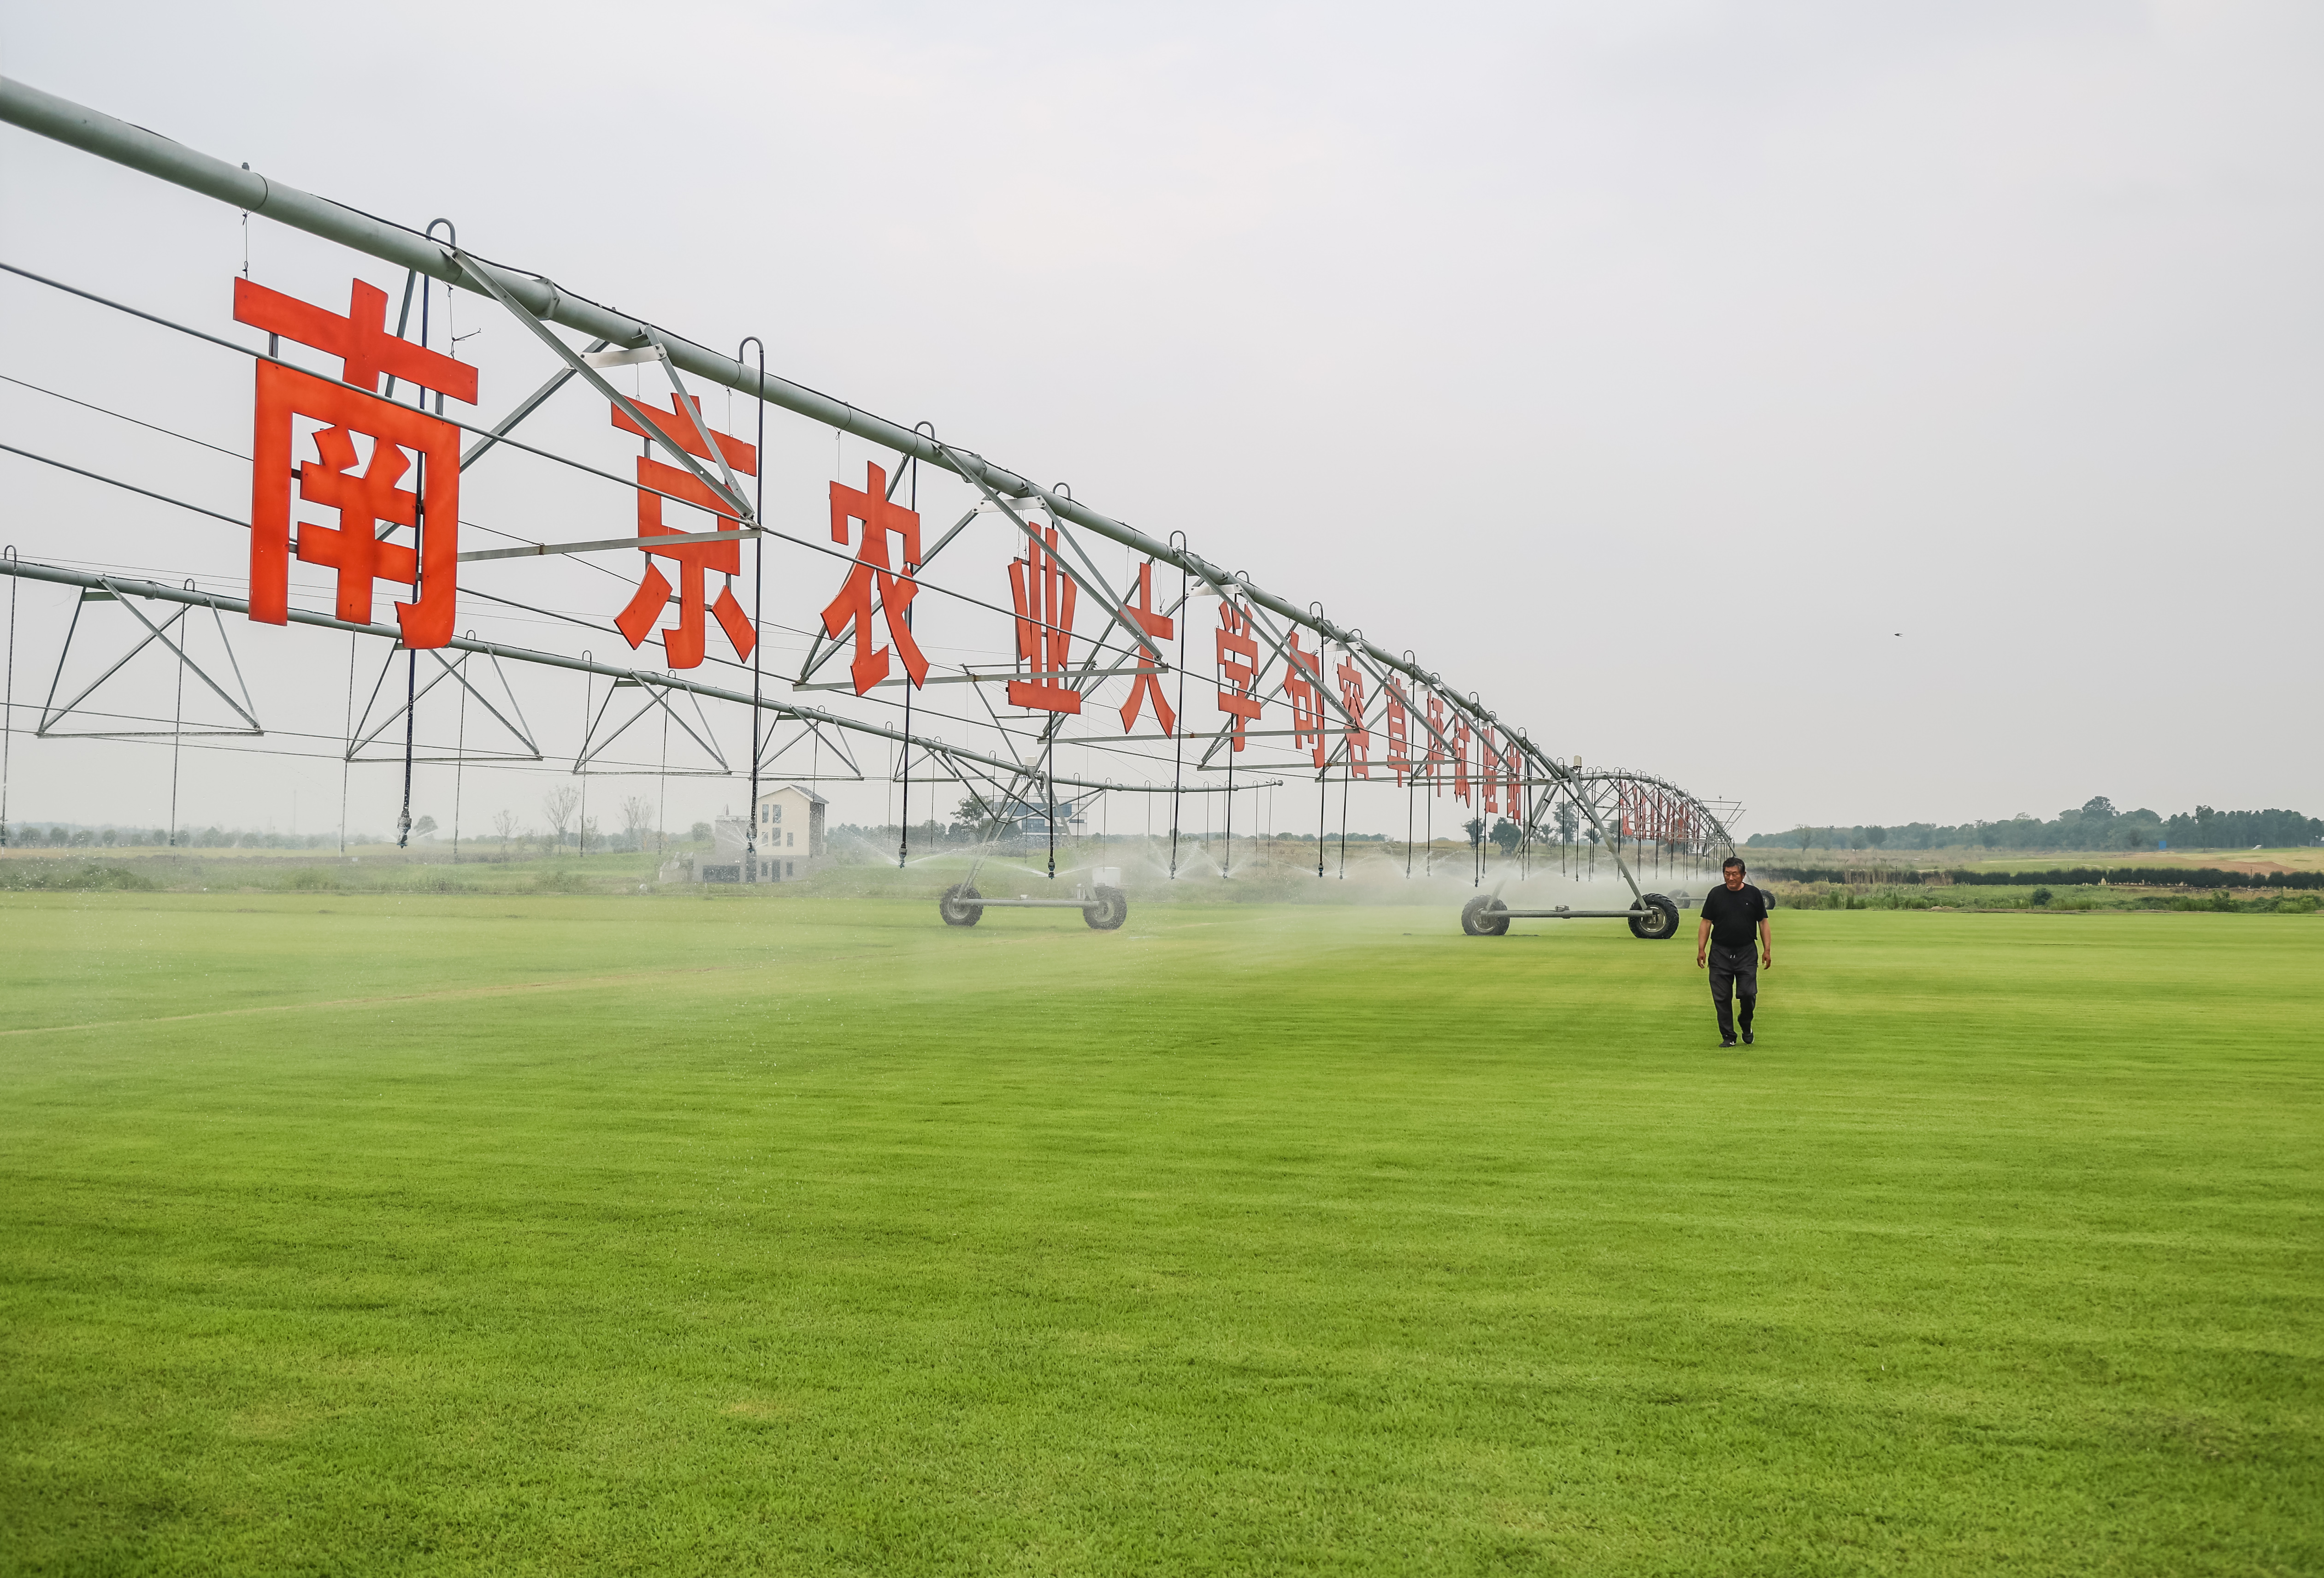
[3,893,2318,1575]
[1755,847,2324,876]
[1944,849,2324,876]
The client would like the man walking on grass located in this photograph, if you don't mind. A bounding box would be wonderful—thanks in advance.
[1698,856,1773,1048]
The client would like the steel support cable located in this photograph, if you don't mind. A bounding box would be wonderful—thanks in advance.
[0,557,1257,794]
[1170,549,1186,880]
[0,371,647,587]
[0,257,1521,813]
[0,439,252,529]
[338,632,353,852]
[1315,748,1326,879]
[448,251,752,525]
[0,371,251,461]
[0,263,706,538]
[165,590,187,845]
[0,84,1571,769]
[1222,730,1234,878]
[0,403,590,589]
[740,335,767,880]
[19,712,683,776]
[897,440,920,870]
[1339,751,1350,879]
[0,546,14,844]
[0,90,1739,853]
[0,439,724,654]
[14,638,1004,780]
[458,339,607,471]
[452,632,469,862]
[395,257,444,851]
[0,396,1069,659]
[0,261,1050,645]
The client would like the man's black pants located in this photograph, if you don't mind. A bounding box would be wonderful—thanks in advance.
[1707,943,1758,1040]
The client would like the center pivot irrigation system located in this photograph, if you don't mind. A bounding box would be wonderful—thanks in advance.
[0,78,1740,937]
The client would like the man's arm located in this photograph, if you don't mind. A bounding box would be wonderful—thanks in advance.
[1758,914,1774,967]
[1696,916,1712,966]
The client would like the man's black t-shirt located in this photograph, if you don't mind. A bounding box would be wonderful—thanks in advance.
[1699,883,1768,949]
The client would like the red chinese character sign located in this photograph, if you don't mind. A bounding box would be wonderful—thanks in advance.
[609,395,757,669]
[821,461,928,695]
[1008,525,1080,714]
[1215,599,1261,751]
[1284,633,1325,768]
[1335,656,1369,779]
[235,277,478,648]
[1118,560,1175,735]
[1384,680,1412,785]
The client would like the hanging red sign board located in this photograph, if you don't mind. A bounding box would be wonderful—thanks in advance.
[234,277,477,648]
[820,461,928,695]
[608,395,757,669]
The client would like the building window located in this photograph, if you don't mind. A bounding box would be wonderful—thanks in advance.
[786,860,796,878]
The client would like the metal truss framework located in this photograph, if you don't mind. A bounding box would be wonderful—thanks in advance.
[38,580,260,740]
[347,644,537,764]
[0,75,1740,897]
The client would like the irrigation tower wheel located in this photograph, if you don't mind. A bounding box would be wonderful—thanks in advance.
[938,883,984,927]
[1460,895,1511,936]
[1628,893,1681,940]
[1083,886,1129,930]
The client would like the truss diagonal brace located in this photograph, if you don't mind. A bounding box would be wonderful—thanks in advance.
[935,444,1154,669]
[450,250,754,523]
[460,337,609,470]
[638,327,751,518]
[348,645,538,762]
[38,581,261,738]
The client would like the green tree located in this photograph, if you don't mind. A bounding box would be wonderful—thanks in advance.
[1490,816,1520,857]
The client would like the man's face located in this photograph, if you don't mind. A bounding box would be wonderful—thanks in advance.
[1723,865,1745,890]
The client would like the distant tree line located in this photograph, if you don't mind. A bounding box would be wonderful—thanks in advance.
[1754,864,2324,892]
[3,825,371,850]
[1744,798,2324,853]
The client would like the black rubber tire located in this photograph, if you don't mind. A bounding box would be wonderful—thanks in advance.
[938,883,984,927]
[1084,886,1129,930]
[1460,895,1511,936]
[1628,893,1681,940]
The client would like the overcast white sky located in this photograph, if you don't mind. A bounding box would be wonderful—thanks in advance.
[1,1,2318,839]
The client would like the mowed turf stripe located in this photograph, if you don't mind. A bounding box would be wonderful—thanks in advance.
[0,897,2317,1574]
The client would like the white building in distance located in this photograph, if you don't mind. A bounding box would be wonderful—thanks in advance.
[669,783,829,884]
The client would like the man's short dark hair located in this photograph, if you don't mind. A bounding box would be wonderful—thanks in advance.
[1722,857,1745,872]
